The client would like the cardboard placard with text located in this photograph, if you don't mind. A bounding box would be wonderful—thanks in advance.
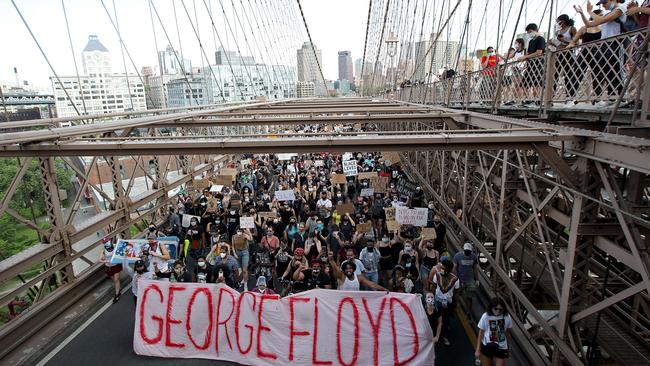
[213,174,233,186]
[356,221,372,233]
[194,179,210,190]
[239,216,255,229]
[384,207,396,221]
[370,176,389,193]
[382,151,401,165]
[358,172,377,180]
[421,227,437,240]
[331,173,347,184]
[221,168,238,177]
[386,220,400,232]
[335,202,355,215]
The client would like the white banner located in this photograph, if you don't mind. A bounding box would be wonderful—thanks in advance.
[274,190,296,202]
[134,281,434,365]
[239,216,255,229]
[342,160,358,177]
[277,153,297,161]
[360,188,375,197]
[395,207,428,227]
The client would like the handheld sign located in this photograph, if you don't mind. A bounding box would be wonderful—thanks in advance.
[239,216,255,229]
[342,160,358,177]
[274,190,296,202]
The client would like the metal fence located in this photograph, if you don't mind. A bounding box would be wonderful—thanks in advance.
[391,28,648,113]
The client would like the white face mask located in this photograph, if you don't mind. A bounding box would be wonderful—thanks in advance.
[198,261,206,267]
[220,253,227,258]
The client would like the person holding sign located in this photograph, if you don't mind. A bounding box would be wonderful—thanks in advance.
[98,237,122,303]
[122,256,151,305]
[316,191,333,225]
[328,251,387,291]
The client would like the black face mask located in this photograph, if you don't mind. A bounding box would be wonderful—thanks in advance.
[464,250,472,256]
[367,247,374,252]
[149,227,155,232]
[136,268,145,274]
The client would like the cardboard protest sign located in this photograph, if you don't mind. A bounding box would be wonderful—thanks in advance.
[382,151,401,165]
[258,211,277,219]
[395,206,428,226]
[396,178,418,197]
[342,160,358,177]
[134,281,435,365]
[370,176,389,193]
[314,160,324,167]
[331,173,347,184]
[194,179,210,190]
[358,172,377,180]
[221,168,238,177]
[206,198,220,213]
[239,216,255,229]
[357,222,372,233]
[182,214,201,228]
[274,189,296,202]
[384,207,396,221]
[421,227,437,240]
[360,188,374,197]
[335,202,355,215]
[214,175,233,186]
[110,237,179,264]
[386,220,400,232]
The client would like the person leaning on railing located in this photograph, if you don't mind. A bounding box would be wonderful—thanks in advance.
[569,9,603,105]
[518,23,546,107]
[575,0,629,107]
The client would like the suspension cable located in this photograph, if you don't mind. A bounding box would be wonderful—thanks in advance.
[61,0,88,115]
[295,0,327,95]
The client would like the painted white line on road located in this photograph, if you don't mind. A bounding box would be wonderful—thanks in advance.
[36,284,132,366]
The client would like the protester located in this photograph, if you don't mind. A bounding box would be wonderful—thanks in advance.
[454,242,480,320]
[251,276,276,295]
[328,251,387,291]
[155,260,193,282]
[123,257,152,304]
[431,258,459,346]
[98,237,122,303]
[425,291,442,345]
[519,23,547,107]
[475,297,513,366]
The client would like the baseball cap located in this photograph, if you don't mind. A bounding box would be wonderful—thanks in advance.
[463,242,473,251]
[134,259,145,268]
[295,248,305,256]
[596,0,608,4]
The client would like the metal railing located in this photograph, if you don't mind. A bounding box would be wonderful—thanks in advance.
[390,28,648,114]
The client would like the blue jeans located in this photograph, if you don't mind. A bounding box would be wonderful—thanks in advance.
[364,271,379,284]
[235,249,250,270]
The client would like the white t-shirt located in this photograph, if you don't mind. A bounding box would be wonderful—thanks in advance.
[601,4,628,39]
[432,273,460,306]
[341,259,365,276]
[316,198,332,218]
[478,313,513,349]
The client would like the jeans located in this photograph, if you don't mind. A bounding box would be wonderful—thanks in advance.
[235,249,250,271]
[364,271,379,284]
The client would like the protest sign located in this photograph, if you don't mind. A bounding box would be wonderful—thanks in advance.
[395,207,428,227]
[110,237,179,264]
[335,203,355,215]
[421,227,437,240]
[342,152,353,161]
[370,176,388,193]
[330,174,347,184]
[194,179,210,190]
[287,164,296,174]
[214,175,233,186]
[258,211,277,220]
[357,222,372,233]
[240,216,255,229]
[382,151,401,166]
[391,201,406,208]
[386,220,400,232]
[277,153,297,161]
[396,178,418,197]
[240,159,252,167]
[303,160,312,168]
[206,198,220,213]
[182,214,201,228]
[358,172,377,180]
[342,160,358,177]
[221,168,238,177]
[134,281,435,365]
[314,160,324,167]
[274,190,296,202]
[384,207,396,221]
[360,188,374,197]
[209,185,224,193]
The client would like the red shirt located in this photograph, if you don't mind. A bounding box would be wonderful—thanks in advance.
[481,55,498,76]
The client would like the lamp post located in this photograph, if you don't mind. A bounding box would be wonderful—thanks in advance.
[386,32,399,94]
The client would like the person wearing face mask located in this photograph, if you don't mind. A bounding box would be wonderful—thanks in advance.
[185,217,205,271]
[99,237,122,303]
[329,251,387,291]
[226,208,240,239]
[378,235,394,288]
[359,240,380,285]
[410,186,425,207]
[293,260,332,290]
[261,228,280,252]
[475,297,513,366]
[432,214,447,254]
[194,256,215,284]
[252,276,276,295]
[479,46,502,102]
[155,260,193,283]
[232,228,253,291]
[338,213,356,241]
[431,259,459,346]
[398,241,420,270]
[316,192,333,226]
[519,23,547,107]
[419,239,440,289]
[144,239,171,275]
[123,257,152,305]
[454,242,480,320]
[213,245,239,287]
[340,248,366,276]
[424,292,443,345]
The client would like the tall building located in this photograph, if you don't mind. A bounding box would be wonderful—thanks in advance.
[430,33,459,76]
[338,51,353,85]
[167,76,205,107]
[296,42,326,96]
[412,40,432,81]
[354,58,363,79]
[52,35,146,119]
[296,81,315,98]
[158,45,192,75]
[215,47,255,66]
[203,63,296,103]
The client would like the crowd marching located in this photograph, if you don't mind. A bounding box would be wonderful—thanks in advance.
[97,139,518,365]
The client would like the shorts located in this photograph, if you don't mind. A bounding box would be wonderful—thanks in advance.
[481,343,509,359]
[105,264,122,277]
[235,249,250,270]
[461,281,478,299]
[522,66,543,88]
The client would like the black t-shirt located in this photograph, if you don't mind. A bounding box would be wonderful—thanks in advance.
[426,308,440,335]
[213,262,235,287]
[527,35,546,57]
[194,264,214,283]
[303,269,331,290]
[156,270,193,283]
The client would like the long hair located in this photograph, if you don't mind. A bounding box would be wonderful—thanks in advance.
[487,297,509,316]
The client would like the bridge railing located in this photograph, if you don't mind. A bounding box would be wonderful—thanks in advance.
[392,28,648,113]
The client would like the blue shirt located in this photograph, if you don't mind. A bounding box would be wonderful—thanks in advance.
[453,252,478,284]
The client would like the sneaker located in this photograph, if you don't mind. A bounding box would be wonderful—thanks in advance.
[443,337,451,346]
[113,293,120,303]
[565,100,576,107]
[595,100,612,108]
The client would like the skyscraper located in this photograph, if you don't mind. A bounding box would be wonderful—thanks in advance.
[296,42,325,95]
[82,35,112,77]
[158,45,192,76]
[354,58,363,79]
[338,51,353,84]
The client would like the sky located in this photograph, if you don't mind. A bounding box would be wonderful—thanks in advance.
[0,0,370,92]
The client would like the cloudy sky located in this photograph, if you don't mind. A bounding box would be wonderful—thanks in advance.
[0,0,370,92]
[1,0,579,93]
